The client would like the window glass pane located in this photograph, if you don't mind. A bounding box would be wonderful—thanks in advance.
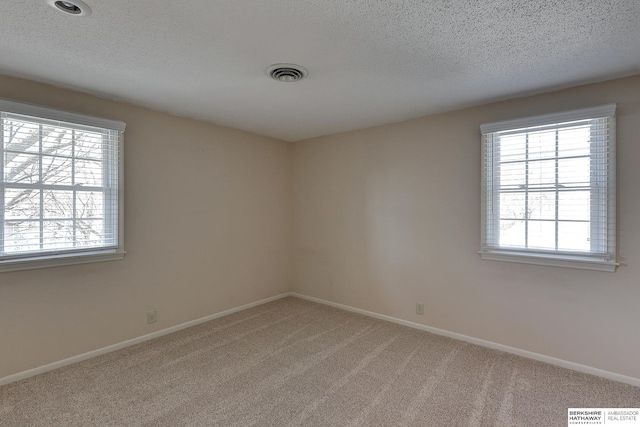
[499,134,526,162]
[527,220,555,250]
[528,159,555,187]
[75,132,104,160]
[4,153,40,183]
[43,220,74,250]
[499,162,525,188]
[558,191,590,221]
[41,155,73,185]
[528,192,556,220]
[558,221,590,252]
[500,220,525,247]
[4,189,40,219]
[481,106,615,268]
[75,160,103,186]
[3,119,39,153]
[76,220,104,247]
[558,125,590,157]
[1,104,122,268]
[527,129,556,160]
[41,127,73,157]
[558,157,589,187]
[43,190,73,219]
[499,192,525,220]
[3,221,40,253]
[76,191,104,219]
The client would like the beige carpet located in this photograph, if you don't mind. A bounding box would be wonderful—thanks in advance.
[1,296,639,426]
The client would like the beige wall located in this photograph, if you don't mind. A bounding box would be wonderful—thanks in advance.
[3,72,640,382]
[293,75,640,379]
[0,74,292,378]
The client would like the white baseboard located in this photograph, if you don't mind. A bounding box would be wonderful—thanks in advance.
[291,293,640,388]
[3,291,638,389]
[0,292,292,387]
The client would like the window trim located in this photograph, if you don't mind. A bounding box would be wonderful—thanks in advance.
[480,104,617,272]
[0,99,125,272]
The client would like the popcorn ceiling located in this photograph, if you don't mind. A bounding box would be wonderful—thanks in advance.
[0,0,638,141]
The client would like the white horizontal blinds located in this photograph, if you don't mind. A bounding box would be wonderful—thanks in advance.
[1,111,121,260]
[481,105,615,262]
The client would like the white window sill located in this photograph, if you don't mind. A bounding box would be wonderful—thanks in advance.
[0,250,125,273]
[479,251,618,272]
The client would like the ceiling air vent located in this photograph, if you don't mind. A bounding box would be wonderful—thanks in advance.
[45,0,92,16]
[267,64,308,82]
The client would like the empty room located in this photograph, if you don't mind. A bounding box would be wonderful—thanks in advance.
[1,0,639,426]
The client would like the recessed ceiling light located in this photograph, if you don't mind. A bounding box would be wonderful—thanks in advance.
[267,64,308,83]
[45,0,92,17]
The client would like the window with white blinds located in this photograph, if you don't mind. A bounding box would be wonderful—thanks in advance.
[0,99,125,272]
[480,104,617,272]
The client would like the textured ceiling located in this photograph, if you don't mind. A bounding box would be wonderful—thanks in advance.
[1,0,639,141]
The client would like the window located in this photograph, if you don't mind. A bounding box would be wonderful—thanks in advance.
[480,104,617,272]
[0,99,125,272]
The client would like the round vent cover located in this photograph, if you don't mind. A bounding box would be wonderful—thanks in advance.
[267,64,308,82]
[45,0,92,16]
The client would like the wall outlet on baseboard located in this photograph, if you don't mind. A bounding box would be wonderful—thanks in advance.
[416,303,424,315]
[147,310,157,324]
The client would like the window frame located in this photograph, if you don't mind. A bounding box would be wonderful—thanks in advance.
[0,99,125,272]
[480,104,617,272]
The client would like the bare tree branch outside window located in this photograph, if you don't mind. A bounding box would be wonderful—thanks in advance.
[2,116,108,254]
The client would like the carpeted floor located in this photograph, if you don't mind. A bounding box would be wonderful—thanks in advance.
[1,296,639,426]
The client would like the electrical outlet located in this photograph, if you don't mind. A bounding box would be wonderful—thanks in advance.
[147,310,157,324]
[416,303,424,315]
